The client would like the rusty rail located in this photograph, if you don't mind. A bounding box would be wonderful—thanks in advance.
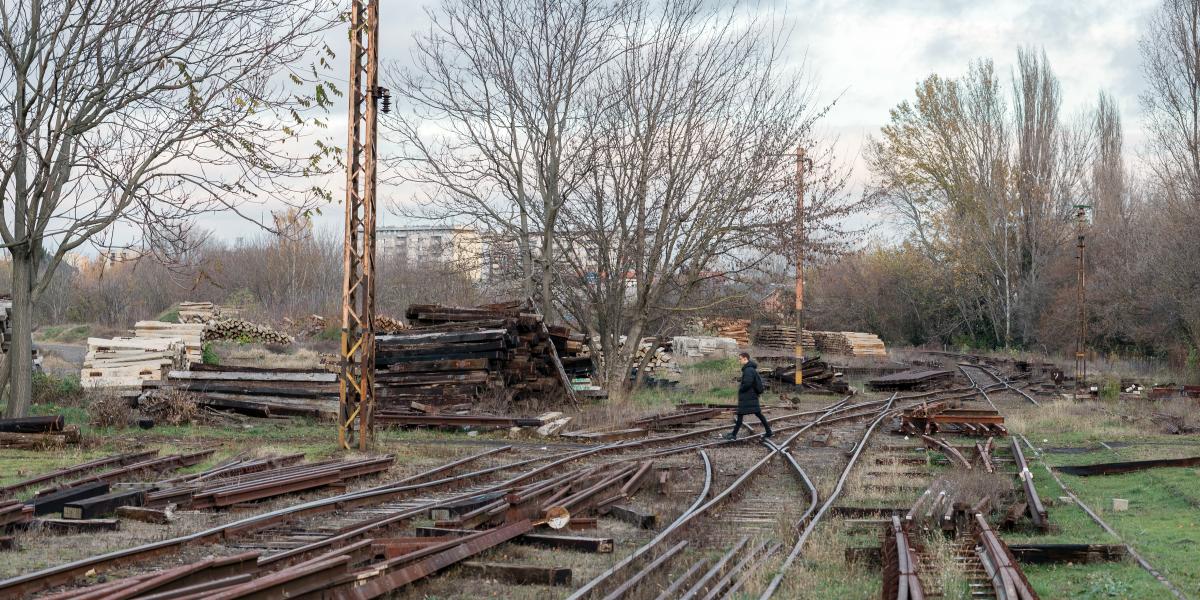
[1010,437,1047,531]
[972,513,1039,600]
[882,516,926,600]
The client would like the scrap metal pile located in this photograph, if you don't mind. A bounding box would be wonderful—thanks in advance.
[763,355,849,393]
[898,401,1008,436]
[374,301,586,410]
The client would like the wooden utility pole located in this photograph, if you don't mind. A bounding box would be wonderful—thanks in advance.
[794,147,810,386]
[339,0,381,450]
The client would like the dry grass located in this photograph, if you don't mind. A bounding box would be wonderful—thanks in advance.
[211,342,322,369]
[85,393,132,428]
[1003,399,1143,440]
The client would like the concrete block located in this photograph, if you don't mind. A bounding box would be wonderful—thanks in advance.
[1112,498,1129,512]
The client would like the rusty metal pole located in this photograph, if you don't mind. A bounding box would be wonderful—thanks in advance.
[1073,206,1088,400]
[793,147,807,386]
[339,0,379,450]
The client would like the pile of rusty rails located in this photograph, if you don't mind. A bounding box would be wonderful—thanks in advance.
[1010,436,1049,531]
[0,450,159,499]
[917,434,998,472]
[761,355,850,394]
[0,392,936,599]
[867,368,955,392]
[149,365,339,420]
[0,500,33,530]
[628,407,725,430]
[147,455,395,510]
[904,473,997,534]
[375,300,586,409]
[26,450,216,515]
[900,402,1008,436]
[971,513,1041,599]
[0,414,80,448]
[882,516,927,600]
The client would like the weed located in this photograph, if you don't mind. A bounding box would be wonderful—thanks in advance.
[156,306,181,323]
[202,343,219,365]
[31,372,85,406]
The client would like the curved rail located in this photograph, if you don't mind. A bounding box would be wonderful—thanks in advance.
[566,401,854,600]
[759,392,899,599]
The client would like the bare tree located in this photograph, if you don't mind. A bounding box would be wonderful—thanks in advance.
[553,0,833,393]
[384,0,630,321]
[0,0,338,417]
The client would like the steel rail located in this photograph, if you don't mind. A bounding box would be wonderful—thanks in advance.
[0,444,551,598]
[758,393,900,599]
[882,516,926,600]
[957,364,1000,412]
[976,364,1040,405]
[567,401,852,600]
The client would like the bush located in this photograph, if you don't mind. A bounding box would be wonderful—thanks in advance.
[87,393,132,428]
[202,342,220,365]
[156,306,181,323]
[32,372,85,406]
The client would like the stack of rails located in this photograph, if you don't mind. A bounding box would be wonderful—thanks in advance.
[0,450,159,499]
[867,368,954,391]
[374,301,588,410]
[753,325,816,352]
[0,415,80,448]
[133,320,204,364]
[145,454,394,509]
[898,402,1007,436]
[80,336,187,389]
[23,450,215,517]
[809,331,888,357]
[149,364,339,419]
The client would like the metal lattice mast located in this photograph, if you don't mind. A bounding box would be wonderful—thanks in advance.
[339,0,379,450]
[1073,205,1089,399]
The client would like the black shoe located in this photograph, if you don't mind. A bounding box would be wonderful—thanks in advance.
[722,433,736,440]
[763,431,774,439]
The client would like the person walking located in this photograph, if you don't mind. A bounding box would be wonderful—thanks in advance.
[724,352,773,440]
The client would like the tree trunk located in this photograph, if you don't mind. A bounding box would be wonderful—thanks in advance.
[4,251,35,418]
[0,354,11,408]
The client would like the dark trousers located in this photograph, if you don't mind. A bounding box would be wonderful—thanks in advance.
[730,411,771,437]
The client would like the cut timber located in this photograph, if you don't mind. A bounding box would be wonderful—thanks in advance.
[63,489,147,520]
[166,370,336,382]
[115,506,170,524]
[37,518,119,533]
[460,561,571,586]
[31,481,108,515]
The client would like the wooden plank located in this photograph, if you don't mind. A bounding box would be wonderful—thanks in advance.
[115,506,170,524]
[517,533,613,553]
[460,561,571,586]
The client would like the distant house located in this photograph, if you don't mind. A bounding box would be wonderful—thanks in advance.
[377,225,483,280]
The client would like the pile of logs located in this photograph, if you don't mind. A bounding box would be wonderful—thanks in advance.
[201,318,293,346]
[0,415,80,449]
[809,331,888,357]
[134,321,204,364]
[81,337,187,389]
[282,314,327,338]
[375,315,408,334]
[374,301,587,409]
[148,365,338,419]
[753,326,816,352]
[695,318,751,347]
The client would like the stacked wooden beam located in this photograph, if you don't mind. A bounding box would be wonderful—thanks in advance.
[177,301,235,323]
[374,301,587,409]
[133,320,204,364]
[867,368,953,391]
[696,318,751,347]
[81,337,187,389]
[753,326,816,351]
[151,365,338,419]
[810,331,888,357]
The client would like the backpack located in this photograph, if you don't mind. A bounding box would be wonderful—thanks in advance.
[753,371,766,394]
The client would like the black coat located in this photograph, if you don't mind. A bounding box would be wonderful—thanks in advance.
[736,360,761,415]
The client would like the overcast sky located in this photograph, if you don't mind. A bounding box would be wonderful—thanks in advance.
[190,0,1163,244]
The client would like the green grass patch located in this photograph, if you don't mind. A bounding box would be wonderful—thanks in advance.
[202,342,220,365]
[35,324,91,343]
[155,306,181,323]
